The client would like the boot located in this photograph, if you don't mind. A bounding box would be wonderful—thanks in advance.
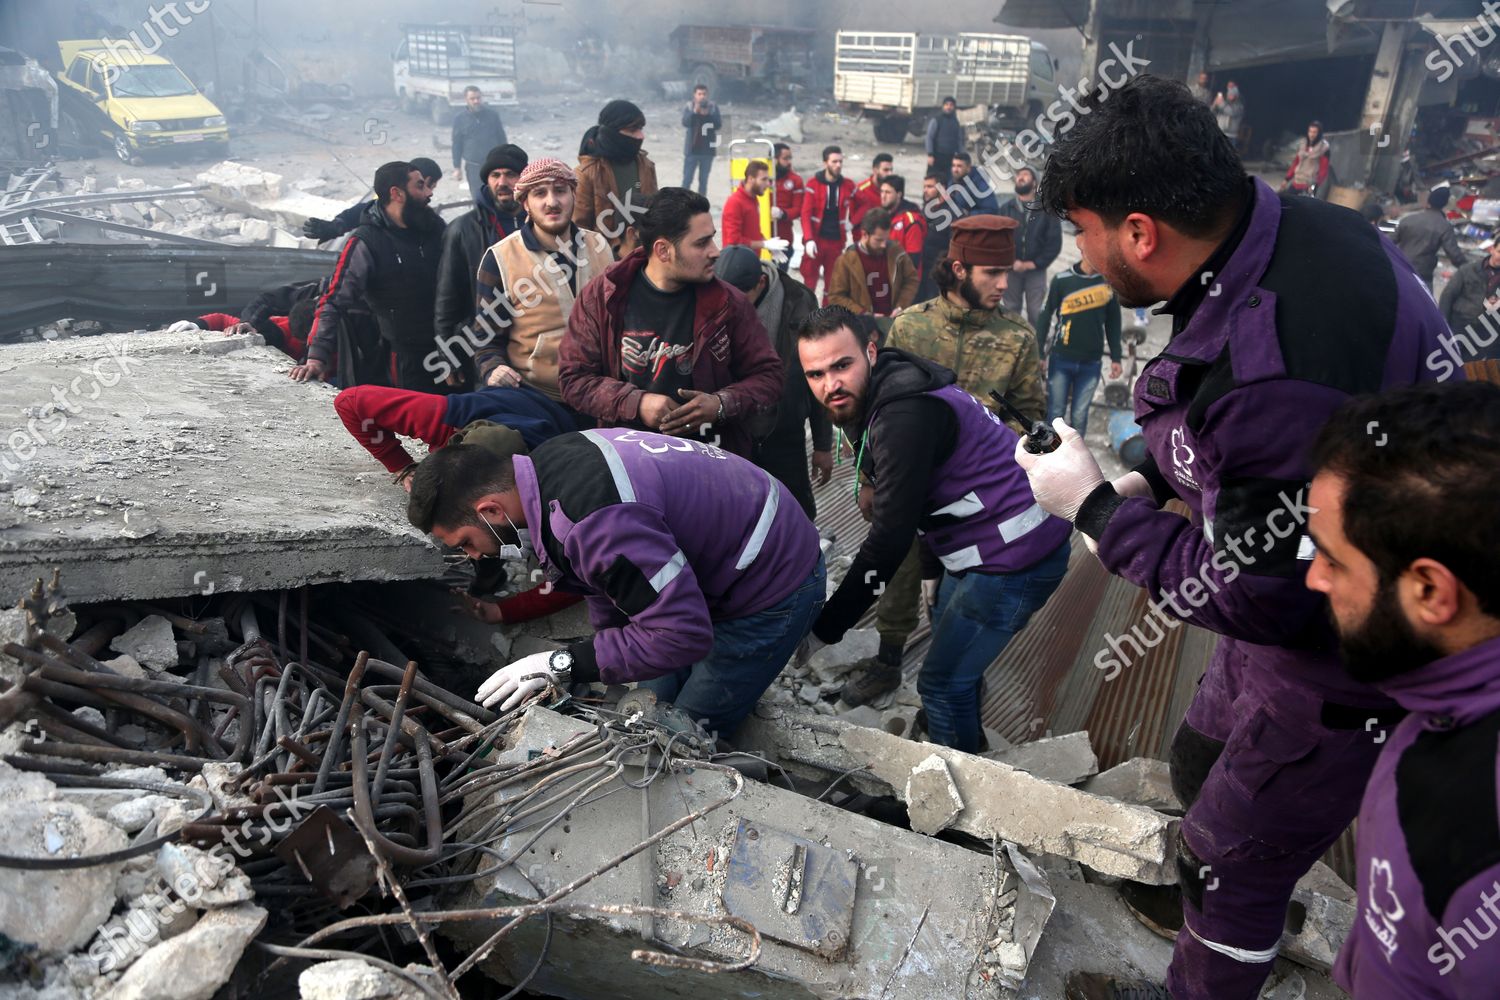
[1119,881,1184,941]
[1065,972,1171,1000]
[839,645,903,707]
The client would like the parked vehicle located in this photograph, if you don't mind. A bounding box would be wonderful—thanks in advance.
[0,47,58,162]
[393,24,517,125]
[834,31,1058,144]
[671,24,815,96]
[55,39,228,163]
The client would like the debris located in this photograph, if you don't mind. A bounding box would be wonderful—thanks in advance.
[298,959,430,1000]
[110,902,267,1000]
[802,627,878,685]
[1281,861,1357,972]
[905,754,964,835]
[1083,757,1183,813]
[753,108,805,143]
[111,615,178,672]
[0,798,129,955]
[983,732,1099,787]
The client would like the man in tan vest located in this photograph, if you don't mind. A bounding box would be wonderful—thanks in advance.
[473,159,614,414]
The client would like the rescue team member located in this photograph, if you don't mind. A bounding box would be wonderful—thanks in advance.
[800,146,855,302]
[850,152,893,237]
[720,159,789,259]
[772,143,804,274]
[1307,382,1500,999]
[408,428,825,736]
[798,306,1071,753]
[1009,74,1453,1000]
[294,161,448,392]
[469,158,614,403]
[303,158,443,243]
[880,175,927,279]
[558,188,784,460]
[840,216,1046,707]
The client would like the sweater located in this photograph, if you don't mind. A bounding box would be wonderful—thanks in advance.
[1036,265,1123,363]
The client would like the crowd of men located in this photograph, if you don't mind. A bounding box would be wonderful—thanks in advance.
[200,73,1500,1000]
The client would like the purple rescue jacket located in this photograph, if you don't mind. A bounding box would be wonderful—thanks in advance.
[513,428,821,683]
[1335,636,1500,998]
[1075,177,1454,708]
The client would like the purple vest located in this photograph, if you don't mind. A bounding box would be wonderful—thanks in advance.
[914,385,1071,574]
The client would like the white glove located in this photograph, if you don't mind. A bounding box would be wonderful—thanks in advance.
[1013,419,1106,522]
[763,237,790,260]
[1111,471,1155,502]
[476,650,558,711]
[804,240,819,259]
[772,207,785,220]
[921,578,940,611]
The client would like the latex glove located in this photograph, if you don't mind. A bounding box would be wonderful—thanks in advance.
[1111,471,1155,501]
[763,237,790,260]
[1013,418,1106,522]
[771,207,784,221]
[476,650,558,711]
[804,240,819,259]
[921,578,939,611]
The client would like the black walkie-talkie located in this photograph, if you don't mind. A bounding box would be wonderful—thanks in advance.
[990,391,1061,455]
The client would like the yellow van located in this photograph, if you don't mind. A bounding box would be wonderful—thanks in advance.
[56,39,229,163]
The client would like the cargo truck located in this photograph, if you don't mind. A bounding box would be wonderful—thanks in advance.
[393,24,517,125]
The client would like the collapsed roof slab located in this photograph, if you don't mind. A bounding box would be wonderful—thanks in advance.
[0,328,446,603]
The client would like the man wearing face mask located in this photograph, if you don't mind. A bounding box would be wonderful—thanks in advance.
[435,144,530,386]
[294,161,449,391]
[559,187,784,459]
[405,427,825,737]
[575,100,659,258]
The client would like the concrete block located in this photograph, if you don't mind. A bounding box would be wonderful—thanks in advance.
[1280,862,1356,973]
[983,732,1099,787]
[1083,757,1183,814]
[905,754,964,835]
[239,218,273,241]
[0,799,128,954]
[805,627,878,685]
[300,959,429,999]
[112,615,177,672]
[879,705,920,740]
[836,705,883,730]
[112,903,267,1000]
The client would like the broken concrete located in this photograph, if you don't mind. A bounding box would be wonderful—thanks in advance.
[738,705,1178,883]
[111,614,177,671]
[0,797,129,955]
[111,902,267,1000]
[0,329,447,602]
[196,161,348,231]
[983,731,1099,787]
[1281,861,1357,973]
[905,754,964,835]
[1083,757,1184,814]
[803,627,878,686]
[298,959,429,1000]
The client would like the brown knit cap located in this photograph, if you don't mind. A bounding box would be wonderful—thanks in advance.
[949,215,1019,268]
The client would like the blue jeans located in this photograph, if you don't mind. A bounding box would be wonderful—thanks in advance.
[682,153,714,195]
[639,556,825,739]
[918,540,1070,752]
[1046,356,1102,432]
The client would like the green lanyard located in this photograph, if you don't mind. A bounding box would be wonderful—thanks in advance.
[836,427,869,503]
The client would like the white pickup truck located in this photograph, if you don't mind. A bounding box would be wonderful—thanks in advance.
[835,31,1059,143]
[393,24,518,124]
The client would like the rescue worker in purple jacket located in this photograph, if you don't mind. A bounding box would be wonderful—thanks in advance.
[1306,382,1500,999]
[1012,75,1455,1000]
[405,425,825,738]
[797,304,1072,753]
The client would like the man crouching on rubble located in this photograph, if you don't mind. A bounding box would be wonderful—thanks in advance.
[798,304,1073,754]
[404,426,826,738]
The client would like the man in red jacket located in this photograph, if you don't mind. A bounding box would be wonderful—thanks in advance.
[721,160,788,260]
[772,143,804,273]
[881,175,927,279]
[558,187,784,459]
[800,146,855,303]
[850,152,893,239]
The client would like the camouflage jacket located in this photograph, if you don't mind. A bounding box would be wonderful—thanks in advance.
[886,296,1045,430]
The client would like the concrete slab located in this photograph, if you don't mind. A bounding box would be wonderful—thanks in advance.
[0,330,446,602]
[983,732,1099,787]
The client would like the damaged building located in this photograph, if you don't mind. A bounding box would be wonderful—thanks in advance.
[5,0,1489,998]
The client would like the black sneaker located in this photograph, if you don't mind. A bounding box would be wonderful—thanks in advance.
[839,656,902,707]
[1119,881,1184,941]
[1065,972,1171,1000]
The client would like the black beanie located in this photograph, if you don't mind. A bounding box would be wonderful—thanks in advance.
[1428,186,1452,210]
[599,99,645,132]
[482,144,529,179]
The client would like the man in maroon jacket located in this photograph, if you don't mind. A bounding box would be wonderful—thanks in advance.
[557,186,784,459]
[800,146,855,303]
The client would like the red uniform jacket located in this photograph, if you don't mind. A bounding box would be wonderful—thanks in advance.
[888,202,928,274]
[774,169,804,244]
[721,184,766,248]
[557,249,784,458]
[197,312,303,360]
[849,175,883,236]
[800,172,855,245]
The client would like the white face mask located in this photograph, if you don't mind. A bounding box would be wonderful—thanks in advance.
[483,512,535,564]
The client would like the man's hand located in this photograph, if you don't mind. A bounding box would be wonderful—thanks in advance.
[804,240,819,259]
[771,207,784,221]
[1109,361,1122,379]
[290,359,327,382]
[302,218,340,242]
[891,306,904,318]
[926,154,935,166]
[763,237,790,260]
[856,477,875,522]
[486,364,523,388]
[1013,418,1106,522]
[224,322,256,337]
[1013,261,1033,272]
[921,577,940,612]
[476,650,558,711]
[810,449,833,486]
[661,389,720,436]
[453,589,505,623]
[638,392,676,429]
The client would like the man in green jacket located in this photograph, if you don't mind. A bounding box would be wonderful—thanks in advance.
[1037,255,1123,432]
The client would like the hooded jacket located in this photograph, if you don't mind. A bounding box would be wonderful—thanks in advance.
[306,201,447,368]
[557,249,784,458]
[812,348,1070,641]
[434,185,527,346]
[517,428,821,684]
[1334,636,1500,999]
[827,242,919,315]
[752,262,832,451]
[574,130,658,258]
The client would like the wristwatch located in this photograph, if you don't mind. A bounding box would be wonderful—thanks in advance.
[548,649,574,687]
